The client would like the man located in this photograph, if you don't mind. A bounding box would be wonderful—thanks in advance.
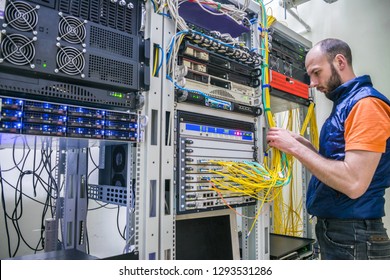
[266,38,390,259]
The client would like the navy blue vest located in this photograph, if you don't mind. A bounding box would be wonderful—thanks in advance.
[306,75,390,219]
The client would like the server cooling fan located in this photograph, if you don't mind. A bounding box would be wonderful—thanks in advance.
[56,46,85,76]
[4,1,38,32]
[58,15,86,44]
[0,33,36,65]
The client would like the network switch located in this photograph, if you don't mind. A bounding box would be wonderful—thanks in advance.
[176,111,257,214]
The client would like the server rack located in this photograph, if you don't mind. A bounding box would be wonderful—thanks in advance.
[0,0,313,260]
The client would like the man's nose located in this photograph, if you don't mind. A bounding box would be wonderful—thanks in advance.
[309,79,318,88]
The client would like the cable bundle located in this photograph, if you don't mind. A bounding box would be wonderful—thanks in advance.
[209,159,291,201]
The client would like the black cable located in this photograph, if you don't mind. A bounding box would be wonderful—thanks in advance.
[12,137,29,173]
[35,191,50,254]
[40,149,59,194]
[11,172,33,256]
[88,200,113,210]
[1,138,27,172]
[0,176,47,205]
[3,142,58,257]
[87,166,98,181]
[0,166,13,258]
[88,148,99,168]
[11,170,54,255]
[116,205,126,240]
[122,224,127,241]
[32,137,38,197]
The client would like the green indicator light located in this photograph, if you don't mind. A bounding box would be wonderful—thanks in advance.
[43,63,47,68]
[111,92,124,98]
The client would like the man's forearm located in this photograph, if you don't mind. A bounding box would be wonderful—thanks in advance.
[294,134,317,153]
[290,144,379,199]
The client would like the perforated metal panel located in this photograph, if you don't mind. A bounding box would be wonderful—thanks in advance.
[57,0,138,34]
[88,184,128,206]
[90,26,134,58]
[0,73,138,110]
[0,1,148,108]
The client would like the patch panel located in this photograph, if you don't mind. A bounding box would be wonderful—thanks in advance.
[184,196,255,210]
[184,183,214,191]
[180,123,254,142]
[184,77,261,107]
[177,39,263,113]
[177,91,262,116]
[185,190,247,201]
[182,43,261,73]
[184,165,225,173]
[185,174,225,183]
[183,35,261,67]
[185,191,219,200]
[176,111,257,214]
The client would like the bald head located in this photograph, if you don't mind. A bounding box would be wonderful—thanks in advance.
[305,38,356,97]
[312,38,353,66]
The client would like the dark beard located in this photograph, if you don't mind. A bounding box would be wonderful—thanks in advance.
[324,63,343,100]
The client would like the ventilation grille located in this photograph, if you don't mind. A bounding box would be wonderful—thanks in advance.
[89,26,134,58]
[4,1,39,31]
[88,184,128,206]
[58,0,136,34]
[88,55,134,86]
[210,89,235,99]
[23,0,56,8]
[0,33,36,66]
[0,82,132,109]
[58,15,86,44]
[56,46,85,76]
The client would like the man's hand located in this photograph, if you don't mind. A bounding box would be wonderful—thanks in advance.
[265,128,381,199]
[266,128,300,155]
[266,128,317,154]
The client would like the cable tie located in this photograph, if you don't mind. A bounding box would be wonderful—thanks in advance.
[264,108,271,112]
[217,3,221,10]
[262,84,271,89]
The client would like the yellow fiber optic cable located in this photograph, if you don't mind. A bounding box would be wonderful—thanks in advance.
[152,45,159,76]
[207,1,319,238]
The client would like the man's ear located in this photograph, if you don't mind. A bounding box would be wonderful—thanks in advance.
[334,54,347,70]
